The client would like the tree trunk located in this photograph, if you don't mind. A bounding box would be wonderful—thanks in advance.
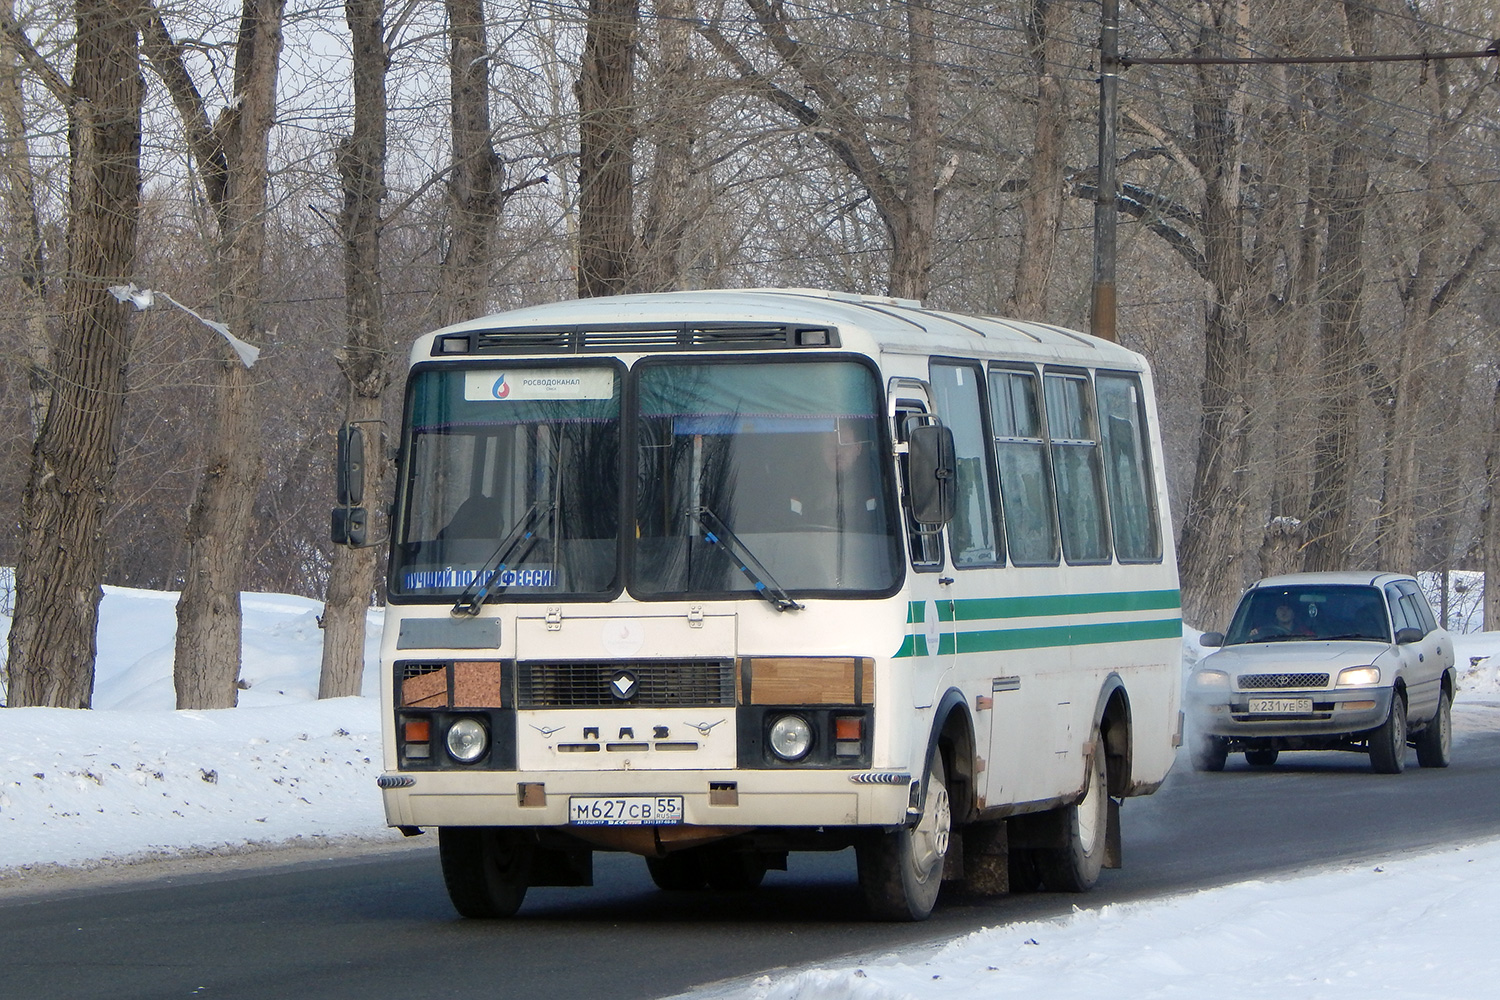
[4,0,141,708]
[631,0,694,293]
[442,0,500,323]
[1007,0,1066,319]
[1173,1,1253,628]
[0,3,51,439]
[1483,379,1500,631]
[1302,0,1372,572]
[171,0,285,710]
[576,0,637,298]
[319,0,390,700]
[886,0,937,302]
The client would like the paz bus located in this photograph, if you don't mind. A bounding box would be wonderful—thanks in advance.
[331,288,1183,921]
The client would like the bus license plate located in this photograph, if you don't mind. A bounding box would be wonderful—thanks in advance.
[569,796,684,826]
[1248,697,1312,714]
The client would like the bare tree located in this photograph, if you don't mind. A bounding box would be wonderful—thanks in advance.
[143,0,286,709]
[576,0,638,297]
[1301,0,1374,572]
[631,0,696,292]
[1372,12,1496,573]
[3,0,142,708]
[319,0,392,700]
[442,0,502,321]
[1006,0,1069,319]
[699,0,949,301]
[0,0,51,439]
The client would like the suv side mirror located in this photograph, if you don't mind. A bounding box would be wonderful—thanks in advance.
[1200,631,1225,648]
[1394,626,1423,645]
[908,423,955,525]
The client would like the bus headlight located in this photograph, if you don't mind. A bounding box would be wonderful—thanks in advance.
[769,715,813,761]
[445,717,489,763]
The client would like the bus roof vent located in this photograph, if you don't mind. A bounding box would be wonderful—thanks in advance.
[472,329,572,352]
[458,322,840,355]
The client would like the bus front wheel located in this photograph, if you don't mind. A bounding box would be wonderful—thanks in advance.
[857,751,951,921]
[438,826,533,918]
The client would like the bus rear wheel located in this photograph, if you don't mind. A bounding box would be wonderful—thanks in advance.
[645,852,706,891]
[438,826,533,918]
[1036,744,1108,893]
[857,750,950,921]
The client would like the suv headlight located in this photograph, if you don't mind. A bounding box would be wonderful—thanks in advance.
[1337,666,1381,686]
[1190,668,1230,689]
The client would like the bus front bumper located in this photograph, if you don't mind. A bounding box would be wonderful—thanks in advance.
[378,767,916,832]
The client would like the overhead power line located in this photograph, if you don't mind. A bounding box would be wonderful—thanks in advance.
[1121,41,1499,68]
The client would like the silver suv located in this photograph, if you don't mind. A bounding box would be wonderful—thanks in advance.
[1187,572,1455,773]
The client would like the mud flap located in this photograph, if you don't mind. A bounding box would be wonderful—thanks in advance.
[1104,796,1122,869]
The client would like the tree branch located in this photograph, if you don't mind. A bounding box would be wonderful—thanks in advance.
[0,6,68,104]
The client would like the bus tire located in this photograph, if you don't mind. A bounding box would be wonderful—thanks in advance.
[857,750,951,921]
[704,852,768,891]
[438,826,532,918]
[1036,743,1108,893]
[645,852,707,891]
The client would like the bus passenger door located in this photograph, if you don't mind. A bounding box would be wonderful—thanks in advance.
[891,383,953,710]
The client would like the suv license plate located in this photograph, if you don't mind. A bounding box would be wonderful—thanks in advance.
[569,796,684,826]
[1248,697,1313,714]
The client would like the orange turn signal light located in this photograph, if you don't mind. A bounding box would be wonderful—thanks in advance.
[834,716,863,741]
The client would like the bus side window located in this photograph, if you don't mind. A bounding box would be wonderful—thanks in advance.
[930,361,1001,568]
[1043,371,1111,564]
[987,368,1059,566]
[896,403,944,571]
[1095,372,1162,562]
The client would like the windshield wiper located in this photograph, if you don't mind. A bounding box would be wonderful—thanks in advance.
[451,500,554,617]
[685,505,803,612]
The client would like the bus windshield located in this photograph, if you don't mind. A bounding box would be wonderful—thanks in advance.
[632,358,902,599]
[389,357,901,603]
[391,365,622,600]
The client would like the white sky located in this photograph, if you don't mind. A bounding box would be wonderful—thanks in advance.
[3,582,1500,999]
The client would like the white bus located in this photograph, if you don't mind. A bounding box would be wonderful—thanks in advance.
[333,288,1182,921]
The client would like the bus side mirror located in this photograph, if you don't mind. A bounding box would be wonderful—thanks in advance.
[332,422,384,548]
[331,505,368,547]
[336,424,365,506]
[908,424,955,525]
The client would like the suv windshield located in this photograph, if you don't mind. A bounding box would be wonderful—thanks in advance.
[632,358,902,599]
[390,364,621,600]
[1224,585,1391,645]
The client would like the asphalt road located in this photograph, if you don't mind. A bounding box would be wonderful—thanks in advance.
[5,708,1500,1000]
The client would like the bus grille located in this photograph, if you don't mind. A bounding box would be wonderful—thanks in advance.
[517,659,736,708]
[1238,672,1329,689]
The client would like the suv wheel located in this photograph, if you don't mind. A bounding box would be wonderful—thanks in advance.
[1190,733,1228,772]
[1368,691,1408,774]
[1414,688,1452,768]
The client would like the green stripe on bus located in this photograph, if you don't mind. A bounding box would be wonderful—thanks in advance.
[943,589,1181,622]
[897,634,934,657]
[897,616,1182,657]
[952,617,1183,654]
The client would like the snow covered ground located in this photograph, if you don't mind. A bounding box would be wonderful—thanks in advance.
[3,582,1500,999]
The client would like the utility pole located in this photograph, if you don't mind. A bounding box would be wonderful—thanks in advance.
[1091,0,1120,344]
